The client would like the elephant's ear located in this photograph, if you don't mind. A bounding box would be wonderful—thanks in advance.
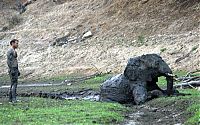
[124,65,138,81]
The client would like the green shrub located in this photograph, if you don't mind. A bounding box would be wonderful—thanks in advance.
[137,35,145,46]
[160,48,167,53]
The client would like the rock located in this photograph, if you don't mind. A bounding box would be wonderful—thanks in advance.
[0,26,8,32]
[67,83,72,86]
[68,37,78,43]
[141,0,149,4]
[51,35,68,46]
[82,31,93,39]
[62,44,68,48]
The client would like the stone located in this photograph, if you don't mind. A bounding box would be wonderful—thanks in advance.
[82,31,93,39]
[51,35,68,46]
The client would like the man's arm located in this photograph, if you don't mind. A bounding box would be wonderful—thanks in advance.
[7,50,14,72]
[7,50,20,76]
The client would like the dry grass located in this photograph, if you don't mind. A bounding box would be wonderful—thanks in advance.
[0,0,199,78]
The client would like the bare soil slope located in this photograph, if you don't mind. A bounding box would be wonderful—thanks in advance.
[0,0,199,79]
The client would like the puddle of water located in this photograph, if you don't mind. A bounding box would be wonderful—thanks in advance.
[61,94,100,101]
[82,95,100,101]
[62,96,78,100]
[0,83,63,89]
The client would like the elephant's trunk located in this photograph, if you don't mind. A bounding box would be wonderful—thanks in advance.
[159,59,174,96]
[165,73,174,96]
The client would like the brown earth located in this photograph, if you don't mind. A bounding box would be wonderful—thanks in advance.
[0,0,200,80]
[123,97,195,125]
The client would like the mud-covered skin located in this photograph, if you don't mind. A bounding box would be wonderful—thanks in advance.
[100,54,175,104]
[100,74,133,103]
[7,48,20,102]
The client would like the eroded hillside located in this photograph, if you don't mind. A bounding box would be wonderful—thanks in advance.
[0,0,199,79]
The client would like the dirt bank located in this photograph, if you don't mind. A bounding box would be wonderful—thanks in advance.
[0,0,199,79]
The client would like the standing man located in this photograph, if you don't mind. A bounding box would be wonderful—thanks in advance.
[7,39,20,103]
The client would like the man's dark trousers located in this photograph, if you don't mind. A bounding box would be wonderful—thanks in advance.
[9,67,19,102]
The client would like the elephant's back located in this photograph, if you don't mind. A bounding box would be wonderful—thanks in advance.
[100,74,132,103]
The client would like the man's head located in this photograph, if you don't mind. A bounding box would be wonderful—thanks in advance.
[10,39,19,49]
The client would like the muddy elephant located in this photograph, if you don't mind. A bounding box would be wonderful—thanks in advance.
[100,54,174,104]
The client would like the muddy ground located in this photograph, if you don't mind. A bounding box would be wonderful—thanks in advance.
[0,77,197,125]
[123,99,193,125]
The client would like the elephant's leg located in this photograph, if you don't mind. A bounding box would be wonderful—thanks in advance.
[146,78,165,100]
[147,89,164,100]
[146,77,165,93]
[132,83,147,105]
[147,81,164,92]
